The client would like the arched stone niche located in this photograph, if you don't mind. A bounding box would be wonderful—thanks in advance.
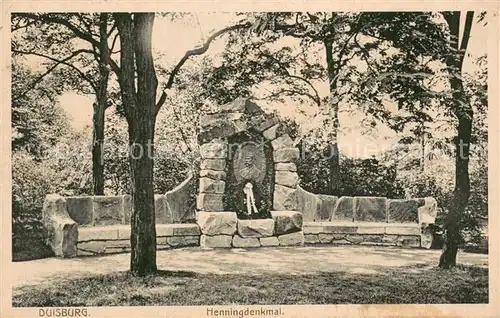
[196,98,301,218]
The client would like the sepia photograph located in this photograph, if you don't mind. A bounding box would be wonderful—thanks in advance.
[3,7,497,317]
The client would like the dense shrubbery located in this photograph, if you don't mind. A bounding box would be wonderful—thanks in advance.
[297,150,405,198]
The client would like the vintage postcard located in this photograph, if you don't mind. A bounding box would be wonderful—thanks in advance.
[1,1,498,317]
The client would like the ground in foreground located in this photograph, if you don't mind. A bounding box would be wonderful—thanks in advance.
[13,264,487,306]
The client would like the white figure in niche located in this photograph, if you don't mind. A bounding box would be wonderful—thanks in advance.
[243,182,259,215]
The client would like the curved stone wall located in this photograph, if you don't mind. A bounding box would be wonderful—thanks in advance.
[296,185,438,248]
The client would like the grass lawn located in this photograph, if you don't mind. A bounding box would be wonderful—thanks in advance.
[13,264,488,306]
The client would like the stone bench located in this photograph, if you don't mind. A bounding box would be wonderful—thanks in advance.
[77,223,201,256]
[296,186,438,248]
[64,173,194,227]
[303,222,422,248]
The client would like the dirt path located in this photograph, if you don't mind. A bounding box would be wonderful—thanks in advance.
[9,245,488,288]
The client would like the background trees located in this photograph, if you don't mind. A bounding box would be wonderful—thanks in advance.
[12,13,118,195]
[11,11,488,270]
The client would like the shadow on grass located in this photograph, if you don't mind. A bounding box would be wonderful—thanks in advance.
[12,264,488,307]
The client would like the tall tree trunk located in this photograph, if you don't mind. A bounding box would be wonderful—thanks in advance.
[115,13,158,276]
[92,13,111,195]
[439,11,474,269]
[420,126,425,172]
[324,39,340,195]
[92,100,105,195]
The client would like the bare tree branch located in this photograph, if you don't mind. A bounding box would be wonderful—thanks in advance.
[110,32,120,53]
[12,48,97,101]
[258,49,321,106]
[155,22,252,113]
[16,13,101,48]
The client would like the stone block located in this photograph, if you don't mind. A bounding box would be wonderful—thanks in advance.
[418,197,438,226]
[318,233,334,243]
[271,211,303,235]
[220,97,261,114]
[331,196,355,221]
[42,194,78,258]
[200,140,227,159]
[345,235,364,244]
[332,234,347,240]
[172,224,201,236]
[155,195,172,224]
[77,241,105,254]
[200,170,226,180]
[166,173,195,223]
[199,178,225,194]
[263,124,280,140]
[387,199,420,223]
[166,235,200,247]
[197,194,224,211]
[77,249,95,257]
[331,239,351,245]
[78,226,120,241]
[385,224,421,235]
[273,185,297,211]
[421,227,433,249]
[65,196,93,225]
[252,116,280,132]
[275,163,297,172]
[296,186,322,222]
[398,236,421,248]
[354,197,387,222]
[196,212,237,235]
[200,159,226,171]
[356,223,386,234]
[105,247,131,254]
[273,147,300,163]
[117,227,131,240]
[92,196,124,226]
[362,235,384,243]
[200,234,233,248]
[157,224,175,237]
[232,235,260,248]
[105,239,130,248]
[304,234,320,244]
[259,236,280,246]
[278,231,304,246]
[198,122,240,144]
[382,234,399,244]
[271,134,294,150]
[237,219,274,238]
[275,171,299,188]
[302,223,324,235]
[317,195,338,221]
[321,222,358,234]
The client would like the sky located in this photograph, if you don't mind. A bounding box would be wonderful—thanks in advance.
[58,12,489,158]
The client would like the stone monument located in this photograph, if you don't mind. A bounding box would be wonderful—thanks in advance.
[196,98,304,248]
